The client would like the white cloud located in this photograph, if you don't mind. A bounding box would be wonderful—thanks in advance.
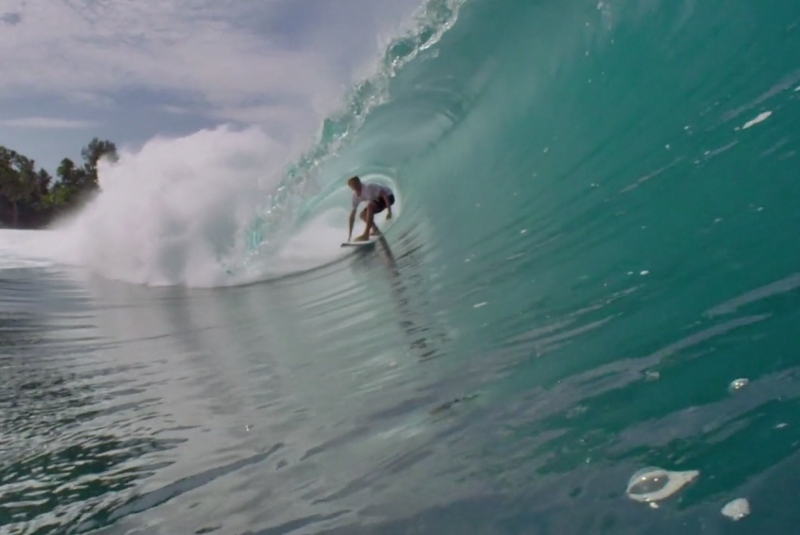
[0,0,421,134]
[1,117,98,129]
[1,3,324,100]
[161,105,192,115]
[0,0,424,171]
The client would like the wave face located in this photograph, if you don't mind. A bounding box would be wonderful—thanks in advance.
[265,0,800,524]
[4,0,800,533]
[249,0,800,300]
[277,0,800,396]
[306,0,800,376]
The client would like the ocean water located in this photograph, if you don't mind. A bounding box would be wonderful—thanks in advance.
[3,0,800,533]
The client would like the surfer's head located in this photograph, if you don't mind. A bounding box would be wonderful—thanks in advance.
[347,176,361,193]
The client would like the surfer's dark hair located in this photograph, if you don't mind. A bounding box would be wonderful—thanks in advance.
[347,176,360,187]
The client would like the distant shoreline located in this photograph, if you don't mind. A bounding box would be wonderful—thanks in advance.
[0,138,116,230]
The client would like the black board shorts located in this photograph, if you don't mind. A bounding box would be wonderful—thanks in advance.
[370,194,395,213]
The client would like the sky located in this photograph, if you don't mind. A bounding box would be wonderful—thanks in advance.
[0,0,423,172]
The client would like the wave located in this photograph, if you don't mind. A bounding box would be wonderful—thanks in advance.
[7,0,800,296]
[14,0,466,287]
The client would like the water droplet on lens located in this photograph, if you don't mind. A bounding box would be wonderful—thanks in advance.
[626,467,699,503]
[728,378,749,393]
[722,498,750,520]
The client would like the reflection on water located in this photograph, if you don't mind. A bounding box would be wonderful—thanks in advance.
[0,269,184,531]
[0,245,472,533]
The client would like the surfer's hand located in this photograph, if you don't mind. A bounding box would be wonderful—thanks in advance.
[386,211,392,220]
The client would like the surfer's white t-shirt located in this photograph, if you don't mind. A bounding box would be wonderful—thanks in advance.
[352,183,392,209]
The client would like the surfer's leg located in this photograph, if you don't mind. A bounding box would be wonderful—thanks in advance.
[369,200,385,236]
[355,204,375,241]
[368,199,386,235]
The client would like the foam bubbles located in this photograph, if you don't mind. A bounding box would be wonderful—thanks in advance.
[742,111,772,130]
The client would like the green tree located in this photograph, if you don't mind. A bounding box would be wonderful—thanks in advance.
[36,169,52,199]
[53,158,83,206]
[81,138,118,190]
[0,148,40,227]
[0,137,117,228]
[56,157,78,186]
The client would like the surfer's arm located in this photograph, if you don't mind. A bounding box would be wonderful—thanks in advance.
[348,208,356,241]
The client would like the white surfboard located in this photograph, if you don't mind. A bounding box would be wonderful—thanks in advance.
[341,238,378,248]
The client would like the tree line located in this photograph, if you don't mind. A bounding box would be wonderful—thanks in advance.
[0,138,118,228]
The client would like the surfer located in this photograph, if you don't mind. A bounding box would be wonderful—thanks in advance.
[347,176,394,242]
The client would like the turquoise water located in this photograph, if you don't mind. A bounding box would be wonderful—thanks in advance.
[3,0,800,533]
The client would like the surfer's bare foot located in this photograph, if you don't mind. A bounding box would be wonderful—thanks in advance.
[354,234,369,242]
